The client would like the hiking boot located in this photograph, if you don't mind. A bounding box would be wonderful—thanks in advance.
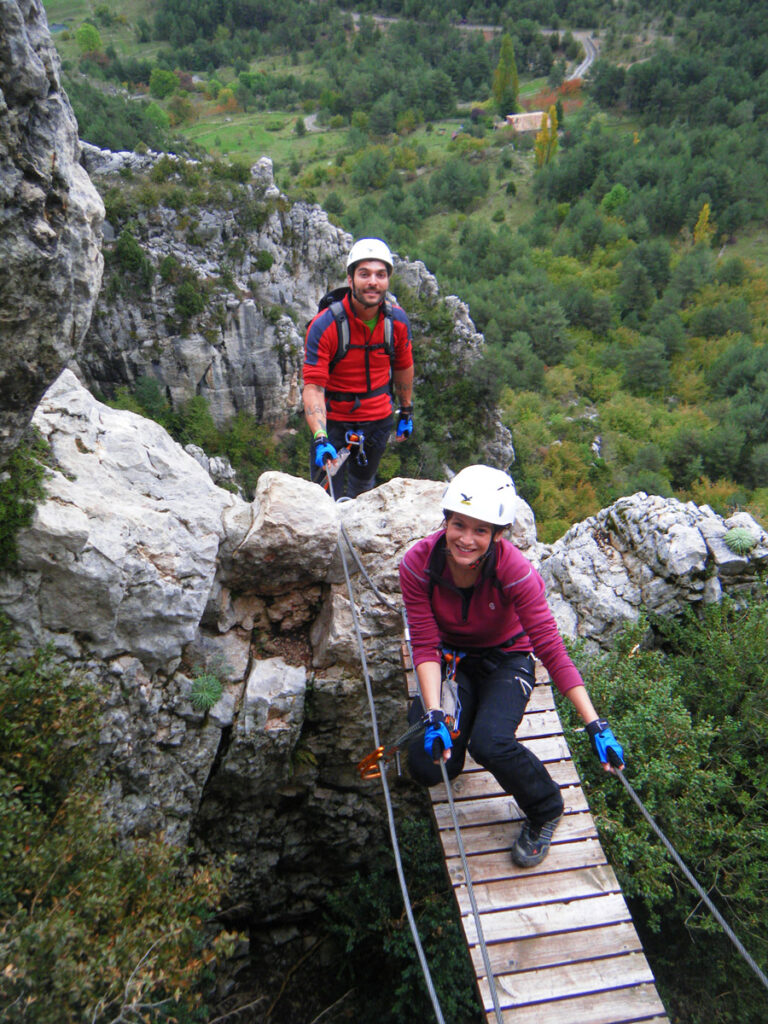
[511,816,562,868]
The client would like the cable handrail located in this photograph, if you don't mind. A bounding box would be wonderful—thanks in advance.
[328,472,447,1024]
[612,767,768,996]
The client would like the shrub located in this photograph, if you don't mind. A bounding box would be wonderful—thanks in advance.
[255,249,274,272]
[324,817,482,1023]
[566,598,768,1024]
[0,620,232,1023]
[0,430,48,574]
[723,526,757,554]
[190,672,224,710]
[175,274,207,323]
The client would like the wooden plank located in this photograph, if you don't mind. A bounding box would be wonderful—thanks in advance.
[434,760,581,800]
[480,984,669,1024]
[462,892,633,944]
[468,922,645,975]
[439,809,598,856]
[446,837,607,884]
[431,785,589,830]
[515,709,563,737]
[453,864,621,915]
[483,952,656,1008]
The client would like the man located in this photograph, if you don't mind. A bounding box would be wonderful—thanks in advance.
[302,238,414,498]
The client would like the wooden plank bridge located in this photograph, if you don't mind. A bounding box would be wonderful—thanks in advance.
[401,645,670,1024]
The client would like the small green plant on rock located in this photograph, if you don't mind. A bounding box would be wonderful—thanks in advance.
[190,671,224,710]
[723,526,757,555]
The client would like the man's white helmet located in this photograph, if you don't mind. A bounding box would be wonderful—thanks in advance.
[442,465,517,526]
[346,237,394,274]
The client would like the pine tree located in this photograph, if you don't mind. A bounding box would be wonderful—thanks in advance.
[492,34,519,116]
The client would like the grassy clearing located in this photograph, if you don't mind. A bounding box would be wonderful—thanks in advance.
[44,0,163,62]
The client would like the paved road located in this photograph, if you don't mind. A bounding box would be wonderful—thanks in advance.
[351,13,599,81]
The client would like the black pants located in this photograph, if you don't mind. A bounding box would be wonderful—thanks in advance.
[407,650,564,826]
[311,415,393,498]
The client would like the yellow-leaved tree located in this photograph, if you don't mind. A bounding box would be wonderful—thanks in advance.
[534,105,559,168]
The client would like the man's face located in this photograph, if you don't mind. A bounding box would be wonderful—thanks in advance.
[348,259,390,310]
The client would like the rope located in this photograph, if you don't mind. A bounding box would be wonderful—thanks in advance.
[613,768,768,995]
[327,471,447,1024]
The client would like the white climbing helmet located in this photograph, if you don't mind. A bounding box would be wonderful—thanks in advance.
[346,237,394,274]
[442,465,517,526]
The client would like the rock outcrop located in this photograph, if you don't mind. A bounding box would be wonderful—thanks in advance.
[0,0,104,465]
[73,145,515,466]
[2,369,766,917]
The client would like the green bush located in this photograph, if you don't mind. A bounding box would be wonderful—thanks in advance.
[0,619,233,1023]
[255,249,274,272]
[564,597,768,1024]
[324,817,483,1024]
[0,431,48,574]
[190,672,224,710]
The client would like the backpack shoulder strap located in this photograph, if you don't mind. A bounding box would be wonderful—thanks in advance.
[382,298,394,360]
[328,300,350,373]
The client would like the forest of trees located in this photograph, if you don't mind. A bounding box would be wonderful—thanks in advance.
[62,0,768,543]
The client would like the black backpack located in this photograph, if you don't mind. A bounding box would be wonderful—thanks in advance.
[315,287,396,410]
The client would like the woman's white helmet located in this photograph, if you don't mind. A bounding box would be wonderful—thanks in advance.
[442,465,517,526]
[346,237,394,274]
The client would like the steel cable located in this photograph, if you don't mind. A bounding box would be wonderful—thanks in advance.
[327,472,447,1024]
[613,767,768,995]
[330,466,503,1022]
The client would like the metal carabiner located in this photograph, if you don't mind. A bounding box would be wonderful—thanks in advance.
[345,429,368,468]
[442,645,465,682]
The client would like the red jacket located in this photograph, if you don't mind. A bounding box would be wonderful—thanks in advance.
[399,531,584,696]
[303,291,413,422]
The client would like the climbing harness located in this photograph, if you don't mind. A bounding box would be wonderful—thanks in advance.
[328,468,504,1023]
[611,764,768,996]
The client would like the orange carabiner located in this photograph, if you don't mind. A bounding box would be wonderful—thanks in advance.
[357,745,386,780]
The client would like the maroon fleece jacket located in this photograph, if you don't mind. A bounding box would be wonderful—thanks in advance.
[399,531,584,696]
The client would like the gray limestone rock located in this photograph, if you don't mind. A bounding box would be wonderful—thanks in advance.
[0,0,104,464]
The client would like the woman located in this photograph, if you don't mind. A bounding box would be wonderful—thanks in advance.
[399,465,624,868]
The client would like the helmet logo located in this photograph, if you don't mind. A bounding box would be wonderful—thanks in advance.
[460,493,472,505]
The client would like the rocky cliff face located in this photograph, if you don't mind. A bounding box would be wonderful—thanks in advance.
[74,145,513,466]
[2,369,766,922]
[0,0,104,465]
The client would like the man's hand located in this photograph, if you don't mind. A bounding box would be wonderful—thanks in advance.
[312,433,338,468]
[395,406,414,441]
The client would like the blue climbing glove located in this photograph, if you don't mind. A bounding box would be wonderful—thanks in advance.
[395,406,414,439]
[312,433,337,468]
[586,718,625,768]
[423,708,452,762]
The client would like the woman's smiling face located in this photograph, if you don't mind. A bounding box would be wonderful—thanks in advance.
[444,512,495,569]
